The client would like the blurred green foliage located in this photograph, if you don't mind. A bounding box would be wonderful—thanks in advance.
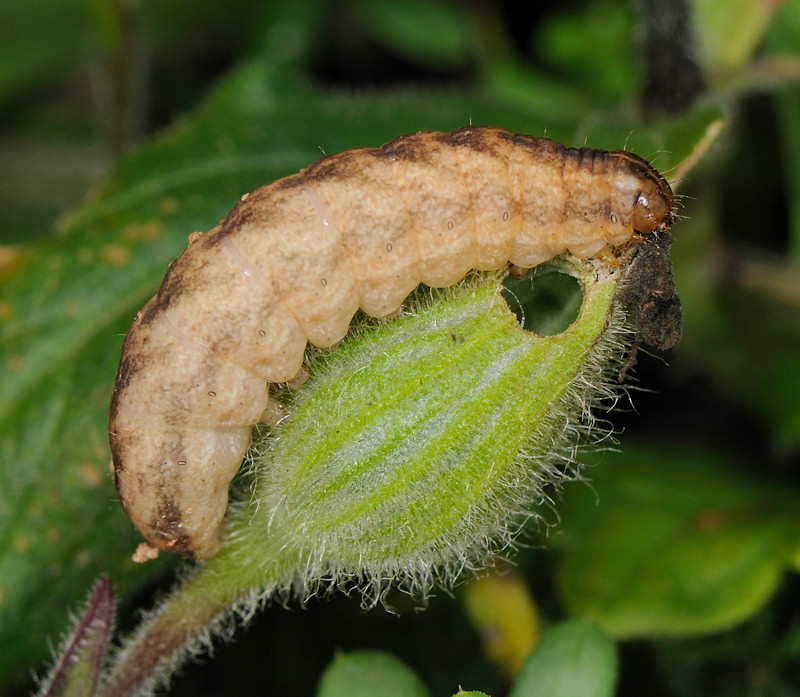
[1,0,799,695]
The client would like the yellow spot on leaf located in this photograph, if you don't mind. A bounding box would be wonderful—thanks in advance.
[75,550,92,567]
[102,244,130,267]
[0,245,22,276]
[13,536,31,554]
[122,220,163,242]
[160,197,179,215]
[78,463,103,487]
[694,509,729,532]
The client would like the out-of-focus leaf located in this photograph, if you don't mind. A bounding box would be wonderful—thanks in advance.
[653,592,800,696]
[249,0,328,68]
[712,0,800,96]
[0,0,96,101]
[777,88,800,262]
[672,194,800,445]
[501,262,583,335]
[350,0,472,68]
[462,569,541,679]
[317,650,431,697]
[509,620,618,697]
[690,0,784,77]
[768,0,800,262]
[533,1,638,103]
[480,61,591,127]
[554,444,800,637]
[137,0,326,72]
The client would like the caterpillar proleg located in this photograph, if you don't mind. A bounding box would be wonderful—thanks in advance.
[109,126,676,560]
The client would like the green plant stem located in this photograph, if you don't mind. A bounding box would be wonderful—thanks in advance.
[99,556,262,697]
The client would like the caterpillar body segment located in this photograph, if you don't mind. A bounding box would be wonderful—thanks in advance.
[109,126,676,560]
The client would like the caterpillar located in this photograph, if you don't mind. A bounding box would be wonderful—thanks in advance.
[108,126,676,560]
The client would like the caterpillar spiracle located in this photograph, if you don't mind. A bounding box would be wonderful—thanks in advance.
[109,126,676,560]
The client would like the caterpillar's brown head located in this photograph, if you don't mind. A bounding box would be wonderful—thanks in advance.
[611,151,676,236]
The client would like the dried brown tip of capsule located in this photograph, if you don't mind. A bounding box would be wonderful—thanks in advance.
[611,151,676,235]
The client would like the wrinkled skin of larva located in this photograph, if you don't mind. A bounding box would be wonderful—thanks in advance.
[109,126,675,560]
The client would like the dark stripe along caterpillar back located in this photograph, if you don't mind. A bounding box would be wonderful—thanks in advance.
[109,126,675,560]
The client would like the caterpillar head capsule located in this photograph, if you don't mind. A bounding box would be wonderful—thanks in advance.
[611,151,676,236]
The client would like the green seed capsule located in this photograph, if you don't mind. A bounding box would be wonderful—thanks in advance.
[225,259,630,603]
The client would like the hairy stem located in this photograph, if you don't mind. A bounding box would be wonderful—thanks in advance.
[99,556,262,697]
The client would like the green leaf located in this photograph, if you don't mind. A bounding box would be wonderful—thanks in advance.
[509,620,618,697]
[775,86,800,262]
[534,1,639,103]
[690,0,784,77]
[0,0,97,101]
[671,193,800,446]
[317,650,431,697]
[554,444,800,637]
[351,0,473,68]
[652,597,800,696]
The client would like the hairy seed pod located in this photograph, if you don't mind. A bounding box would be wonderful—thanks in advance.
[108,126,675,560]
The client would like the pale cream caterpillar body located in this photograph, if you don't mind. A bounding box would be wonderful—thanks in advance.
[109,126,675,560]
